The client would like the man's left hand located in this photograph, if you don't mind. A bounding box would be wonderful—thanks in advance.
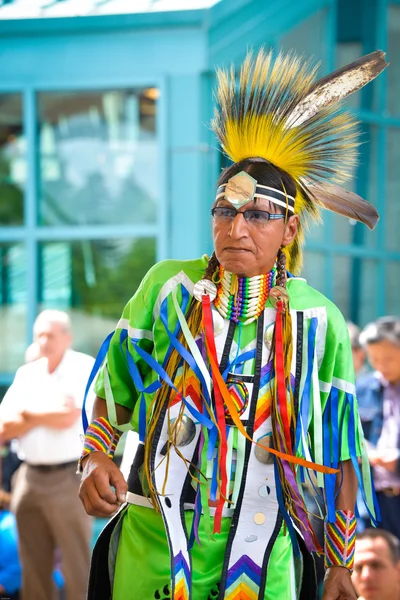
[322,566,357,600]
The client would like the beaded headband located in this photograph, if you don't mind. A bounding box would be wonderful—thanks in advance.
[215,171,295,213]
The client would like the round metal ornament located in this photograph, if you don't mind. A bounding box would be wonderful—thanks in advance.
[254,433,274,464]
[170,415,196,447]
[263,323,274,349]
[193,279,217,302]
[268,285,289,310]
[254,512,266,525]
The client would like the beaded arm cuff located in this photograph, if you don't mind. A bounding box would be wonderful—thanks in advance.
[78,416,122,472]
[324,510,356,573]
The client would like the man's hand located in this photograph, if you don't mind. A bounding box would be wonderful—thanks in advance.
[0,413,36,441]
[79,451,128,518]
[21,405,81,430]
[368,448,399,472]
[322,566,357,600]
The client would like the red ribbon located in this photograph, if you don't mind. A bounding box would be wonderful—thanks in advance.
[275,304,292,454]
[202,294,228,533]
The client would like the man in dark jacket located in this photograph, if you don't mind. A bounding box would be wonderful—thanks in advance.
[357,316,400,538]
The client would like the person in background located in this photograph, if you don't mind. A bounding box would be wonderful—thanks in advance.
[347,321,368,378]
[0,310,95,600]
[352,528,400,600]
[0,344,41,497]
[357,317,400,538]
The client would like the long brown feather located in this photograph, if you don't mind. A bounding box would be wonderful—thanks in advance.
[308,182,379,230]
[287,51,388,127]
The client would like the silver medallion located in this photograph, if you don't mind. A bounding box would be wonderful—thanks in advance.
[258,484,271,498]
[193,279,217,302]
[264,324,274,349]
[269,285,289,310]
[170,415,196,447]
[254,433,274,464]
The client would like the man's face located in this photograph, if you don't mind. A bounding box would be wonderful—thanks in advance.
[352,537,400,600]
[34,320,71,361]
[212,198,298,278]
[366,340,400,385]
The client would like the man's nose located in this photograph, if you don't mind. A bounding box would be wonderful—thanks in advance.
[229,212,249,238]
[360,565,373,580]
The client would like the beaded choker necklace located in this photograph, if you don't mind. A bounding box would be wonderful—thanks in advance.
[213,266,276,325]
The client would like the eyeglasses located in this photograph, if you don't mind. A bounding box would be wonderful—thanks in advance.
[211,206,285,226]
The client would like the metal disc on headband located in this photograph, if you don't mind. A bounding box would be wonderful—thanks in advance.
[193,279,217,302]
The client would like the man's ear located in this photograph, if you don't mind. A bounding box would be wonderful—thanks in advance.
[282,215,299,246]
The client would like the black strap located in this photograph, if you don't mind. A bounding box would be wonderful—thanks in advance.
[218,313,265,598]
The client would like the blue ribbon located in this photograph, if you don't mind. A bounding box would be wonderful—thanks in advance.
[259,362,274,390]
[323,388,338,521]
[162,286,190,367]
[119,330,161,443]
[159,289,223,464]
[296,317,317,452]
[188,483,203,550]
[125,306,214,433]
[345,392,381,525]
[210,450,219,502]
[158,293,215,428]
[81,331,114,432]
[222,349,256,380]
[274,459,300,556]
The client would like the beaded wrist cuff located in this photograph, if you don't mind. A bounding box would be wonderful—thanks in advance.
[324,509,356,573]
[78,416,122,472]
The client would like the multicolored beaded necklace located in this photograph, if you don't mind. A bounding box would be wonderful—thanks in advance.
[213,265,276,325]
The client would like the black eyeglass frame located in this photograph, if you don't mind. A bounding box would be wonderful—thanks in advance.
[211,206,285,223]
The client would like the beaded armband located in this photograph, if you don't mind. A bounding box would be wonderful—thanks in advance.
[324,509,356,573]
[78,416,122,472]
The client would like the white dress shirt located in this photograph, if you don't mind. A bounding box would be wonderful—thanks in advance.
[0,349,95,465]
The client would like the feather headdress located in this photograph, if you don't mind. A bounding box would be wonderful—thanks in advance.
[212,49,388,273]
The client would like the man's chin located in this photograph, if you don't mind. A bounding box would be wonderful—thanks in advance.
[220,258,255,276]
[358,589,378,600]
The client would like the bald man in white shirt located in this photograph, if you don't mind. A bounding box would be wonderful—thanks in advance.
[0,310,95,600]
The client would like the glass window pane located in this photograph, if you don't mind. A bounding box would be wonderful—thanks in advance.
[334,125,381,248]
[387,261,400,316]
[333,255,351,319]
[387,5,400,116]
[39,237,156,356]
[386,129,400,251]
[359,260,379,326]
[0,94,25,225]
[333,125,379,248]
[306,216,326,243]
[0,243,27,372]
[301,251,326,292]
[37,89,158,226]
[280,9,328,63]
